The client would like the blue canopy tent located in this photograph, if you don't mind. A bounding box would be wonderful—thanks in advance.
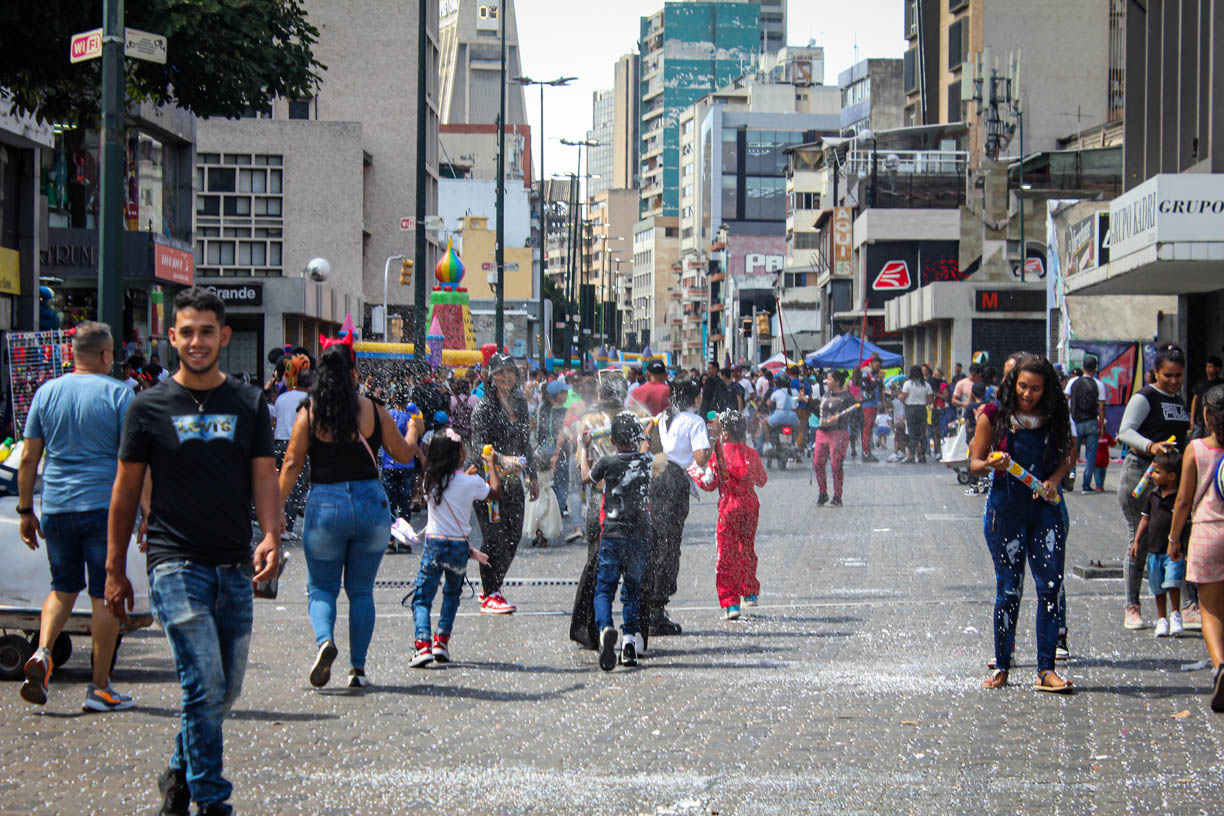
[805,333,903,369]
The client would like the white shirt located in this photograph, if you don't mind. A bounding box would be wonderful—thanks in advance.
[875,413,891,429]
[769,388,799,413]
[655,411,710,468]
[123,376,139,390]
[755,375,771,398]
[272,389,309,440]
[425,472,490,538]
[902,379,933,406]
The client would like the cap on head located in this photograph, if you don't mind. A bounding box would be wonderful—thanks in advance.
[647,360,666,375]
[489,353,517,374]
[546,380,571,397]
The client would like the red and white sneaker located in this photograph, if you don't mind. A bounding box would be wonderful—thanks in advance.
[432,634,451,663]
[409,640,434,668]
[480,592,516,615]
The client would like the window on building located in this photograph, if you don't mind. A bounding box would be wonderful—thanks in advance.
[904,48,918,93]
[682,183,693,198]
[721,128,738,173]
[784,272,808,288]
[665,227,677,238]
[794,232,822,249]
[947,19,965,69]
[288,99,312,120]
[196,152,285,276]
[947,80,962,123]
[721,175,738,220]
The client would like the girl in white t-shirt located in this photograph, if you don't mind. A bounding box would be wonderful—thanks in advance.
[409,431,500,667]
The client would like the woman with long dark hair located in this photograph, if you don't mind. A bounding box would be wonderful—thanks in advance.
[901,364,933,463]
[970,354,1075,692]
[469,353,538,615]
[813,370,857,506]
[279,340,422,688]
[1117,344,1191,630]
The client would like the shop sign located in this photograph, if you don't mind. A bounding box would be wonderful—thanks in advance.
[975,289,1046,312]
[153,242,194,286]
[1109,173,1224,259]
[726,234,786,289]
[204,283,263,307]
[0,247,20,295]
[862,241,961,309]
[832,207,852,276]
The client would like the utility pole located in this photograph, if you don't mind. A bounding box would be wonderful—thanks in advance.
[98,0,125,365]
[494,0,507,348]
[414,0,428,356]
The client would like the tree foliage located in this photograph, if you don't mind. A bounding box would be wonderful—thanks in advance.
[0,0,323,125]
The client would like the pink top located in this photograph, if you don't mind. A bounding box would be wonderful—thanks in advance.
[1190,438,1224,527]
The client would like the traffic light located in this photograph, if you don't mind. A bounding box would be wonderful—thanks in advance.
[399,258,414,285]
[756,312,770,337]
[741,317,752,338]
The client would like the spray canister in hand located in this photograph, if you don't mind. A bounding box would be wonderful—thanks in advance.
[1131,435,1178,498]
[483,444,501,523]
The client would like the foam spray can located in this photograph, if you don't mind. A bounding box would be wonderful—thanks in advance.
[483,444,501,523]
[1131,435,1178,498]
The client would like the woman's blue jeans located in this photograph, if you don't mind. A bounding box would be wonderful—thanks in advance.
[412,536,470,640]
[149,559,253,809]
[302,479,391,670]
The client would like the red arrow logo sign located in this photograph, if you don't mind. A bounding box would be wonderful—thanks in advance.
[872,260,911,290]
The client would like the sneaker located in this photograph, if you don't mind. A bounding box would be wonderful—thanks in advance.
[598,626,619,672]
[347,668,369,688]
[196,805,233,816]
[1124,604,1144,630]
[19,647,51,705]
[156,766,190,816]
[619,638,638,667]
[309,639,338,687]
[817,492,829,506]
[1155,616,1170,637]
[81,683,134,712]
[1055,636,1069,661]
[742,594,758,607]
[480,592,516,615]
[648,612,682,636]
[432,633,451,663]
[1213,664,1224,713]
[1182,603,1203,630]
[1170,610,1185,636]
[829,496,843,507]
[409,639,435,668]
[634,632,646,655]
[724,604,740,620]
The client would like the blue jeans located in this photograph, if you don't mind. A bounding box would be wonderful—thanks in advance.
[594,536,648,636]
[1074,420,1099,485]
[1085,464,1107,490]
[41,507,109,597]
[149,559,253,809]
[553,450,570,515]
[983,498,1068,672]
[302,479,391,670]
[412,536,470,640]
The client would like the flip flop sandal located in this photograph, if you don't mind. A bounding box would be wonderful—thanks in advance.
[1034,670,1073,694]
[982,669,1008,689]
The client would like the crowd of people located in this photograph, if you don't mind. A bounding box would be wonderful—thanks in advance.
[10,284,1224,814]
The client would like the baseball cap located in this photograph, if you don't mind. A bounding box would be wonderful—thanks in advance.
[546,380,571,397]
[646,360,666,375]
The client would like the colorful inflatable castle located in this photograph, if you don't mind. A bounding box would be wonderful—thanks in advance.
[426,236,476,351]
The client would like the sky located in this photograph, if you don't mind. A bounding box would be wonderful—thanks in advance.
[513,0,908,180]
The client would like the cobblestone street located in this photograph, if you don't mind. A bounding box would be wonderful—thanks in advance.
[3,459,1223,815]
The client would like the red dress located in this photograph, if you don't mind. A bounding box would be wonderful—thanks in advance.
[691,441,768,607]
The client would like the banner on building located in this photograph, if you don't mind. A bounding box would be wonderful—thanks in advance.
[727,234,786,289]
[832,207,852,276]
[862,241,960,309]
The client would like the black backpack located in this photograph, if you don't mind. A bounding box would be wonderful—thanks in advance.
[1070,376,1099,422]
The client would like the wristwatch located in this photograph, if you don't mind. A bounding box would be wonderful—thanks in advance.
[15,506,33,515]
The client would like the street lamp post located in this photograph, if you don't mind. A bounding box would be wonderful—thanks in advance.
[558,139,599,367]
[513,76,576,372]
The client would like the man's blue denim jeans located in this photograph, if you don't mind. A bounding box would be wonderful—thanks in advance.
[1075,419,1099,486]
[594,536,648,636]
[412,536,470,640]
[302,479,391,670]
[149,559,253,809]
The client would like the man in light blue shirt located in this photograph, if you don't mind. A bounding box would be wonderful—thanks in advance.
[17,321,136,711]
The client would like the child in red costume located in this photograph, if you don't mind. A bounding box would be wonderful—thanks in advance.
[688,411,767,620]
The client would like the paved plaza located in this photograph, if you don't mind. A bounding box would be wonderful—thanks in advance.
[2,459,1223,815]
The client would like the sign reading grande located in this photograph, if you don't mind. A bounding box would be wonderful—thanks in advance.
[204,283,263,306]
[1108,173,1224,259]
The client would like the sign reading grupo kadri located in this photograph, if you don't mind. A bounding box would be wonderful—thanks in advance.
[1109,173,1224,259]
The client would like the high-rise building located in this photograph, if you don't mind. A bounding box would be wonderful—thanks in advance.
[639,1,761,220]
[757,0,786,56]
[612,53,641,190]
[438,0,527,126]
[586,90,615,197]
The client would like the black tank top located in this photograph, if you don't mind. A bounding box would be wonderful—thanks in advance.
[1136,385,1190,450]
[308,406,383,484]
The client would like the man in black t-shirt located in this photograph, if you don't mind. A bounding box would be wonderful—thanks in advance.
[1190,355,1222,438]
[699,361,729,416]
[106,288,280,816]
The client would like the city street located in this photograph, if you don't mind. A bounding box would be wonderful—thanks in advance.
[3,458,1223,815]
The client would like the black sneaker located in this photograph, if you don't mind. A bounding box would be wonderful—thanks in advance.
[347,668,369,688]
[1212,664,1224,713]
[817,493,829,506]
[309,640,338,688]
[598,627,619,672]
[620,638,638,667]
[197,804,233,816]
[829,496,843,507]
[648,612,682,637]
[156,766,190,816]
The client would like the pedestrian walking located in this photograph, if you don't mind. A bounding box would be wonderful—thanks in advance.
[106,287,282,816]
[381,386,419,554]
[901,365,933,463]
[588,413,653,671]
[643,375,711,637]
[1128,451,1188,637]
[17,322,135,711]
[409,432,498,668]
[272,361,311,541]
[1117,344,1191,630]
[469,353,539,615]
[1066,356,1106,495]
[690,411,767,620]
[1085,429,1116,493]
[812,370,857,507]
[277,337,423,689]
[970,354,1075,693]
[1188,355,1222,441]
[1167,384,1224,710]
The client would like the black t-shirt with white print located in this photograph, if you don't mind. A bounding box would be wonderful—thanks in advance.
[119,376,275,571]
[590,451,652,541]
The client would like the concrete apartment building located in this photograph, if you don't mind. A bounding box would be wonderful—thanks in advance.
[587,90,615,198]
[588,188,638,347]
[612,53,641,190]
[838,58,905,136]
[438,0,527,126]
[195,0,441,363]
[630,216,680,352]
